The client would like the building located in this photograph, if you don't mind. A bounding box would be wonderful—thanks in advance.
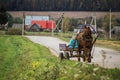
[29,23,42,32]
[25,16,49,26]
[12,24,22,30]
[31,20,56,30]
[111,26,120,39]
[111,26,120,34]
[25,15,56,31]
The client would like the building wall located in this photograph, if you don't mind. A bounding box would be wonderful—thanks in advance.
[31,20,56,29]
[47,21,56,29]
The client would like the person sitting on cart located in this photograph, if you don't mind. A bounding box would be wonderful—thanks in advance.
[68,35,78,49]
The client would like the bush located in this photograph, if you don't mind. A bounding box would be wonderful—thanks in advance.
[43,29,51,32]
[6,28,22,35]
[0,31,5,35]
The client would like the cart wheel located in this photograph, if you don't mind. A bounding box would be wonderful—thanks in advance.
[65,52,69,60]
[59,52,64,61]
[78,57,80,61]
[83,55,85,62]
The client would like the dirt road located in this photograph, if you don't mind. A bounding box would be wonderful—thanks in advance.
[26,36,120,68]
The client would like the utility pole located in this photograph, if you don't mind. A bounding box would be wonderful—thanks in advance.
[49,15,54,36]
[22,11,25,36]
[109,9,112,39]
[51,20,54,36]
[94,12,97,31]
[55,13,64,31]
[90,12,97,31]
[61,17,64,37]
[85,19,86,24]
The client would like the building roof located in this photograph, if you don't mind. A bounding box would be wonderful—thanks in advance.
[30,23,42,29]
[32,20,47,29]
[29,23,42,32]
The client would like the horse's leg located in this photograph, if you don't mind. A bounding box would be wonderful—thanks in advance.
[89,47,92,58]
[87,47,92,62]
[84,48,90,62]
[87,49,91,62]
[85,48,88,62]
[83,51,86,62]
[77,45,80,61]
[82,46,87,62]
[78,50,81,61]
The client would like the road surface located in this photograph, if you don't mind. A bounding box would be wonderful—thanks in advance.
[26,36,120,68]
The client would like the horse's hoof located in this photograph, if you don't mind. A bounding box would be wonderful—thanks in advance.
[88,58,91,63]
[91,56,93,58]
[78,58,80,61]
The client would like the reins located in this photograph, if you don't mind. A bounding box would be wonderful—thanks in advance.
[91,35,99,58]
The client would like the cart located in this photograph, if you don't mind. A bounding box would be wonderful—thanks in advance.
[59,44,83,61]
[59,35,98,62]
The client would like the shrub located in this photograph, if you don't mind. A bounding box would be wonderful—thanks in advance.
[43,29,51,32]
[0,31,5,35]
[6,28,22,35]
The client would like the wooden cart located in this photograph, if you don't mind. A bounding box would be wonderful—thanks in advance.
[59,44,83,61]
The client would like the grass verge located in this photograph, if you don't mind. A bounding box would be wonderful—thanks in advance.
[0,36,120,80]
[96,40,120,52]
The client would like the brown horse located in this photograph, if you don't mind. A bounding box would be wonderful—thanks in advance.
[77,26,93,62]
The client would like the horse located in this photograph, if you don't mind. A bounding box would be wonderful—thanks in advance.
[77,26,93,62]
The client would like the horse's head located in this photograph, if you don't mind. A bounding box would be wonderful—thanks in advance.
[78,26,92,41]
[82,26,92,37]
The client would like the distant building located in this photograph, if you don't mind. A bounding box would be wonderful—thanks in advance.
[74,24,82,33]
[111,26,120,39]
[74,24,97,33]
[29,23,42,32]
[25,15,56,31]
[12,24,22,30]
[31,20,56,30]
[75,24,105,32]
[111,26,120,35]
[25,16,49,25]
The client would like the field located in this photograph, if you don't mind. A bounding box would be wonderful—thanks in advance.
[9,11,120,19]
[96,40,120,52]
[0,36,120,80]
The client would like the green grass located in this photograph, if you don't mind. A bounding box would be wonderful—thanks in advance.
[25,31,52,36]
[0,31,5,35]
[25,31,74,37]
[0,36,120,80]
[96,40,120,52]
